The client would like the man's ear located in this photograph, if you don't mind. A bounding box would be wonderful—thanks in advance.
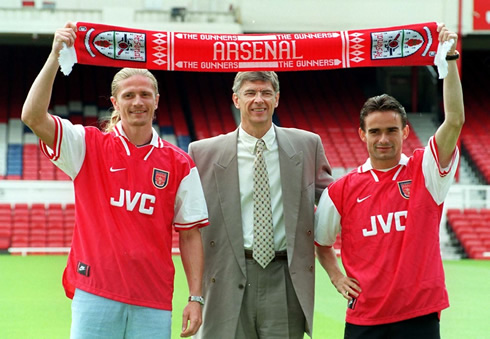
[358,127,367,143]
[155,93,160,110]
[232,93,239,109]
[403,124,410,140]
[110,96,118,111]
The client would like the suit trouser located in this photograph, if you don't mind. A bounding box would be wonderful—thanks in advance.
[344,312,440,339]
[235,256,306,339]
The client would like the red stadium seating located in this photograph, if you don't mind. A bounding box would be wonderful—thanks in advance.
[1,203,76,254]
[2,47,489,259]
[447,208,490,259]
[0,203,12,250]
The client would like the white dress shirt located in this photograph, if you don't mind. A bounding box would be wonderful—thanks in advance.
[237,125,286,251]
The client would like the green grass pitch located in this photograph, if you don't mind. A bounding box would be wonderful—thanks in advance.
[0,255,488,338]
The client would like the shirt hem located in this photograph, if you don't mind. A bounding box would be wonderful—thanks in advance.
[67,283,173,311]
[345,303,449,326]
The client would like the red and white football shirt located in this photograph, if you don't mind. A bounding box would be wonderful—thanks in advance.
[41,116,209,310]
[315,136,458,325]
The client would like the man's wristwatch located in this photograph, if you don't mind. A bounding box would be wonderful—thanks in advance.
[446,50,460,61]
[188,295,205,305]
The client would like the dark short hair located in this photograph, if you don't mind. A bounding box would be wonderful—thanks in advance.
[360,94,407,131]
[232,71,280,94]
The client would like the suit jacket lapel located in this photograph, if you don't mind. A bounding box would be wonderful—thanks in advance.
[214,130,247,276]
[276,127,303,260]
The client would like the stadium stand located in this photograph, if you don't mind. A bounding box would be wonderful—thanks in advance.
[0,42,488,259]
[0,44,471,181]
[8,202,74,255]
[11,203,29,249]
[447,208,490,259]
[459,51,490,184]
[0,123,7,178]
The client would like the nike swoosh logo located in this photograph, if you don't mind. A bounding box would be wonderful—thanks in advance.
[110,167,126,172]
[356,195,371,203]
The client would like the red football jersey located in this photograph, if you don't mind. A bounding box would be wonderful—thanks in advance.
[315,136,458,325]
[41,116,209,310]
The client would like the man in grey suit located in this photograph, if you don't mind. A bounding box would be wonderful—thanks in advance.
[188,71,333,338]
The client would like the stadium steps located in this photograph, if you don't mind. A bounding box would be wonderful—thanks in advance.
[407,113,482,260]
[408,111,485,186]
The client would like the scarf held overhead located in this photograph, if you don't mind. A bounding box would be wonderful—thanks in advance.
[60,21,442,74]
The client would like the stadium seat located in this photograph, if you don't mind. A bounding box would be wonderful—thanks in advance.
[11,203,29,249]
[55,168,71,181]
[0,203,12,250]
[47,204,64,246]
[446,207,490,259]
[63,204,76,245]
[467,245,487,259]
[39,156,56,180]
[0,123,8,177]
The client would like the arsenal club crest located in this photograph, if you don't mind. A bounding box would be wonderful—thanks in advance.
[153,169,169,189]
[93,30,146,62]
[398,180,412,199]
[371,29,425,60]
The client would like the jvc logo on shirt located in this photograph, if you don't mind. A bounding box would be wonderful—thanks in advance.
[110,189,156,215]
[362,211,407,237]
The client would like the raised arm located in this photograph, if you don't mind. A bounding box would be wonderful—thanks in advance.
[21,22,77,149]
[434,24,465,168]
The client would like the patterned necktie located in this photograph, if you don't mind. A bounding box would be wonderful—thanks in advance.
[252,139,275,268]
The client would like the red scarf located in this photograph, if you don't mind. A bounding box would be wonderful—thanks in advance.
[66,21,439,73]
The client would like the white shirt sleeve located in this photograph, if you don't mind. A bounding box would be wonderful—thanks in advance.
[314,188,341,247]
[422,136,460,205]
[40,115,86,180]
[173,166,209,230]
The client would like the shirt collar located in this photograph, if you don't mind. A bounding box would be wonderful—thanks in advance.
[238,124,276,154]
[114,121,161,148]
[359,153,410,173]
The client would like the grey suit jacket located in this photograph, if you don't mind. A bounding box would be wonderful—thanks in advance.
[188,125,332,338]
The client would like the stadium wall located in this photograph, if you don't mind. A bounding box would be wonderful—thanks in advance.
[0,0,478,36]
